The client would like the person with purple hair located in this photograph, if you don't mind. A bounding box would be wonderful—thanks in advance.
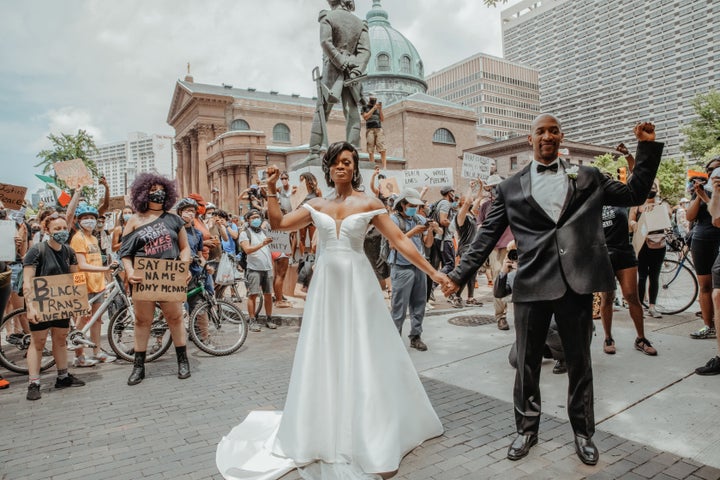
[118,173,192,385]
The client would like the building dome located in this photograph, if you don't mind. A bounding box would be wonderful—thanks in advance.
[362,0,427,105]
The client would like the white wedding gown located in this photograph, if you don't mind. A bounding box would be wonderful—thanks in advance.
[217,204,444,480]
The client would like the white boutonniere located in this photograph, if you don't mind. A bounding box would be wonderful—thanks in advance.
[565,166,579,180]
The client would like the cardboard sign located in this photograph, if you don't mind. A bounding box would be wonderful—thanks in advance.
[53,158,94,187]
[30,273,90,323]
[108,196,126,211]
[268,230,292,254]
[0,220,15,261]
[632,203,672,254]
[0,183,27,211]
[132,258,189,302]
[290,181,306,211]
[462,153,494,181]
[379,177,400,197]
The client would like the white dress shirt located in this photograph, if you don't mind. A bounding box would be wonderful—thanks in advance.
[530,159,569,223]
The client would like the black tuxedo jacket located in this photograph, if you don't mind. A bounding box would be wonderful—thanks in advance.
[449,141,664,302]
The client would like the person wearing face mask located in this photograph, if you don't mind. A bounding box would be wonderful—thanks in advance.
[69,204,118,367]
[387,189,435,351]
[23,213,87,400]
[629,179,670,319]
[436,186,458,277]
[238,209,276,333]
[119,173,192,386]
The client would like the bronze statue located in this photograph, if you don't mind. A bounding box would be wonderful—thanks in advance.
[308,0,370,160]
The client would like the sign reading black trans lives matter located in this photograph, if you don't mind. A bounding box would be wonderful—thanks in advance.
[132,259,189,302]
[30,273,90,322]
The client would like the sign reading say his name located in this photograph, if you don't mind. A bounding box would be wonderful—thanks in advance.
[53,158,94,187]
[132,258,189,302]
[0,183,27,211]
[462,153,494,180]
[268,230,292,255]
[30,273,90,323]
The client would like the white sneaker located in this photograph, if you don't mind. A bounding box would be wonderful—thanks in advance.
[425,303,434,311]
[72,356,99,367]
[92,352,116,363]
[647,306,662,318]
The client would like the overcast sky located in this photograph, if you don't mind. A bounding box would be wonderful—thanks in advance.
[0,0,522,194]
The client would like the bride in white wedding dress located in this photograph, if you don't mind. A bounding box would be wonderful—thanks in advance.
[216,142,445,480]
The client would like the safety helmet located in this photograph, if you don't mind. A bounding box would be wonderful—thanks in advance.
[174,198,198,213]
[205,202,217,211]
[75,203,99,219]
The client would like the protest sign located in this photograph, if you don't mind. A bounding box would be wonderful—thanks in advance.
[132,258,189,302]
[108,196,126,211]
[0,183,27,211]
[30,273,90,323]
[53,158,94,187]
[462,153,494,181]
[269,230,292,255]
[0,220,15,261]
[379,177,400,197]
[632,203,671,255]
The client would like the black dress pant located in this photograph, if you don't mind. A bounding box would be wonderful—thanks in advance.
[513,291,595,438]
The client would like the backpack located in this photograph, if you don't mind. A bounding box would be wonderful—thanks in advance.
[237,227,263,271]
[379,213,414,264]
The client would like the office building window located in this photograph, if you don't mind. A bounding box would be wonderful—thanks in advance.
[432,128,456,145]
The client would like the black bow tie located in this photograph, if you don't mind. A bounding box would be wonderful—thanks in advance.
[536,163,559,174]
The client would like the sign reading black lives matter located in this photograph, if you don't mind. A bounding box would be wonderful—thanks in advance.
[30,273,90,323]
[132,258,189,302]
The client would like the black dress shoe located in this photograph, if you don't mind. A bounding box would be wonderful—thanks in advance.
[574,435,599,465]
[507,433,538,461]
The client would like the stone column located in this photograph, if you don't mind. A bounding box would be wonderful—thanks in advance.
[189,132,199,194]
[174,142,184,195]
[181,136,191,195]
[196,124,214,200]
[221,170,230,212]
[237,166,249,215]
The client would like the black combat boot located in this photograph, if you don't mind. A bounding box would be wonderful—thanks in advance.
[127,351,146,386]
[176,345,191,380]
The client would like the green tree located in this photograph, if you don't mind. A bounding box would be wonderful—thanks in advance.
[35,129,100,190]
[681,89,720,160]
[482,0,508,5]
[593,153,688,205]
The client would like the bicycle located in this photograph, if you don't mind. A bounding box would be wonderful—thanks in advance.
[639,232,699,315]
[0,269,159,374]
[114,263,249,359]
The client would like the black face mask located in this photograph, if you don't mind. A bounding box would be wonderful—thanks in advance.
[647,191,657,199]
[148,190,166,204]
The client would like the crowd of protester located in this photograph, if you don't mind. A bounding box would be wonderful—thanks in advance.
[2,144,719,399]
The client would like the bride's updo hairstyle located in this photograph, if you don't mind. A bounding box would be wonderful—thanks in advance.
[322,141,364,191]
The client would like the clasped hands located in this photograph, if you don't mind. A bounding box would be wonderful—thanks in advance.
[434,272,459,297]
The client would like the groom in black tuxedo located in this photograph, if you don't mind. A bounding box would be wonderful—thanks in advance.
[442,115,663,465]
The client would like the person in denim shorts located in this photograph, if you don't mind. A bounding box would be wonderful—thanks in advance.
[239,209,276,332]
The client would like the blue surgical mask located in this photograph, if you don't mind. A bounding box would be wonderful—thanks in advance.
[123,214,131,222]
[405,207,417,217]
[52,230,70,244]
[250,218,262,229]
[451,201,459,209]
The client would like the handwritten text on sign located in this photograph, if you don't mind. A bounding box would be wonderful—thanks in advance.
[31,273,90,323]
[133,258,189,302]
[53,158,94,187]
[268,231,291,255]
[0,183,28,211]
[462,153,494,180]
[402,168,453,189]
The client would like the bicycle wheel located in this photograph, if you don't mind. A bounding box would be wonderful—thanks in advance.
[644,259,699,315]
[107,306,173,362]
[0,308,56,374]
[189,299,248,356]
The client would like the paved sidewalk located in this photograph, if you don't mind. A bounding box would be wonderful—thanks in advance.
[1,285,719,479]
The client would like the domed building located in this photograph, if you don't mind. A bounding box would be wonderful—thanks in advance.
[362,0,428,105]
